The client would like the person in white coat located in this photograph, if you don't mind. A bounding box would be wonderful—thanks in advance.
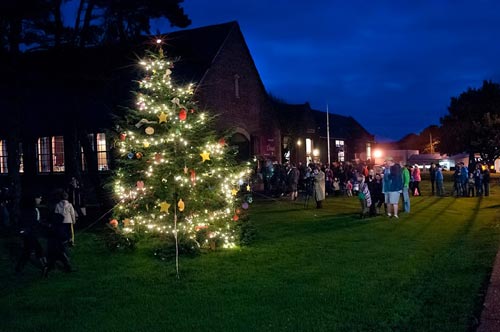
[54,191,76,245]
[313,165,326,209]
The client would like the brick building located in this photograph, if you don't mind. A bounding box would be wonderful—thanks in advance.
[0,21,281,201]
[276,102,375,165]
[0,21,373,205]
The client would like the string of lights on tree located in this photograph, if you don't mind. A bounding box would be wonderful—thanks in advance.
[110,41,253,250]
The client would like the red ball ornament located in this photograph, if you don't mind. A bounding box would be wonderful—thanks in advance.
[232,214,239,221]
[236,208,241,215]
[109,219,118,228]
[179,108,187,121]
[119,133,127,141]
[135,152,143,159]
[218,138,226,146]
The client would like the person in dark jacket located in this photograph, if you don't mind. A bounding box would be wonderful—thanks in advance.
[429,163,437,195]
[483,168,491,196]
[15,195,47,275]
[384,157,403,219]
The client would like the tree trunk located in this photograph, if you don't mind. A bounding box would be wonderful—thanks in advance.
[73,0,85,44]
[79,0,96,47]
[52,0,63,48]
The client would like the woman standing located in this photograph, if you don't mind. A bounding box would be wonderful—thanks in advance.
[313,165,326,209]
[412,165,421,196]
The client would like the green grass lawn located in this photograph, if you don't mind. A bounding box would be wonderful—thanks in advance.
[1,175,500,332]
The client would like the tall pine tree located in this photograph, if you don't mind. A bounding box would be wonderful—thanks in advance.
[111,44,252,252]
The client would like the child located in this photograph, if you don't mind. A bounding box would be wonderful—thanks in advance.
[54,191,76,246]
[357,175,372,218]
[346,180,353,197]
[468,172,475,197]
[333,178,341,196]
[353,179,360,196]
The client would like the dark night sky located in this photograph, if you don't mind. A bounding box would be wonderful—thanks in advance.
[66,1,500,141]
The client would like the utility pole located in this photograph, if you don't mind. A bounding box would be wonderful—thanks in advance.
[326,104,331,165]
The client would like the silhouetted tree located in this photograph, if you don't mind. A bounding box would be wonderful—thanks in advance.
[440,80,500,165]
[75,0,191,46]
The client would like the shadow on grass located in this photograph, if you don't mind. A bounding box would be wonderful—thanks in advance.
[407,196,461,238]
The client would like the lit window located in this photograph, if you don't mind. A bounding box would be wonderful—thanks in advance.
[335,140,344,148]
[37,136,64,173]
[306,138,312,155]
[82,133,109,172]
[52,136,65,172]
[96,133,109,171]
[338,150,345,162]
[0,140,7,174]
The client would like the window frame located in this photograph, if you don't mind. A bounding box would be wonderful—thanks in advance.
[37,135,65,174]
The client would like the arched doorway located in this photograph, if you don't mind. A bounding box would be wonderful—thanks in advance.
[229,131,251,162]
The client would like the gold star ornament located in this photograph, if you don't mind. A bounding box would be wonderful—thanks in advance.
[231,188,238,196]
[200,151,210,162]
[159,201,170,213]
[158,112,168,123]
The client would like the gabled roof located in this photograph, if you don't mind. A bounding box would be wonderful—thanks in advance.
[311,109,373,140]
[163,21,238,84]
[274,101,374,141]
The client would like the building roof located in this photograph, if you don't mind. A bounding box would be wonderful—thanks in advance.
[0,21,248,136]
[311,109,373,141]
[274,101,374,141]
[162,21,239,84]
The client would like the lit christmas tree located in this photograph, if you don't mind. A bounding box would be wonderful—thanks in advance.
[110,43,253,255]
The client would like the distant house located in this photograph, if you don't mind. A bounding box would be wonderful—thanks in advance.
[275,102,375,164]
[0,21,281,199]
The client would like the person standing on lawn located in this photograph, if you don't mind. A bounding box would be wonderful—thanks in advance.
[15,195,48,275]
[483,167,490,196]
[402,164,411,213]
[383,157,403,219]
[313,164,326,209]
[54,191,76,246]
[436,165,444,196]
[357,174,372,218]
[412,165,421,196]
[429,163,437,195]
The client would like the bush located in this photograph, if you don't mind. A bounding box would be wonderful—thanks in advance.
[236,214,256,246]
[104,227,137,251]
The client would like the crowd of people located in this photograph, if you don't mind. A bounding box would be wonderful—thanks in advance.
[14,190,77,277]
[8,177,86,277]
[6,160,494,277]
[257,158,494,218]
